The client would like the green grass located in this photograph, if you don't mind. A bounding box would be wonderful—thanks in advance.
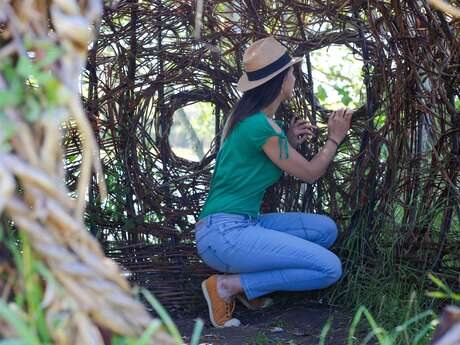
[318,200,460,345]
[318,276,442,345]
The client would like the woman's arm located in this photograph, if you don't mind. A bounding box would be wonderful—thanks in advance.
[262,108,353,183]
[262,136,338,183]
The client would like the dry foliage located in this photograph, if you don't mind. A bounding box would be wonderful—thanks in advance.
[0,0,174,343]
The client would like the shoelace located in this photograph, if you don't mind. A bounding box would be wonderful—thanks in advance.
[225,300,235,319]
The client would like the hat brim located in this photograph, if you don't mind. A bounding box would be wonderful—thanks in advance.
[237,56,303,93]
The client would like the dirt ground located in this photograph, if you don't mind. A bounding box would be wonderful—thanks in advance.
[174,293,353,345]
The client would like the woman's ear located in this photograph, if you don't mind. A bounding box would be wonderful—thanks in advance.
[281,74,290,99]
[282,67,295,100]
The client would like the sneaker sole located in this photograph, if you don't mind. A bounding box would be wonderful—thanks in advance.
[201,280,224,328]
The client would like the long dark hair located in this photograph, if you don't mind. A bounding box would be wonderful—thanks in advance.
[221,67,290,143]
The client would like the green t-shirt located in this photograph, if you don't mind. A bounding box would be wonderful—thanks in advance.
[199,111,289,219]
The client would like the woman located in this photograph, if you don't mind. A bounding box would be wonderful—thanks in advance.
[195,36,353,328]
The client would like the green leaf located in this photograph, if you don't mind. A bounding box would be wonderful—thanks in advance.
[3,62,18,83]
[0,90,12,107]
[25,98,41,122]
[335,85,352,106]
[34,71,53,86]
[316,85,327,102]
[341,94,352,106]
[10,77,25,106]
[0,120,18,147]
[36,46,63,68]
[17,57,36,78]
[68,154,78,163]
[43,78,70,106]
[0,84,23,108]
[44,78,61,104]
[216,3,226,12]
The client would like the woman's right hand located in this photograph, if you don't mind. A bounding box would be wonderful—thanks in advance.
[327,108,354,144]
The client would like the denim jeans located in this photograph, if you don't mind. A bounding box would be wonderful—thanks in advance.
[195,212,342,300]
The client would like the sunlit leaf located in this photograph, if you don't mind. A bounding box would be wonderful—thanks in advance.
[316,85,327,101]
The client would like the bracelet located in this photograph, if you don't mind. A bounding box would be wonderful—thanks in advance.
[328,137,340,147]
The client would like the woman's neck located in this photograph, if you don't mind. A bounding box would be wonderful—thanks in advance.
[261,95,282,118]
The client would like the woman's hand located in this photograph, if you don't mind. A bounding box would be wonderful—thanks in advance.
[286,117,317,148]
[327,108,354,144]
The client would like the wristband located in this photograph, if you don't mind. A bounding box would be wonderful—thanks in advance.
[328,137,340,147]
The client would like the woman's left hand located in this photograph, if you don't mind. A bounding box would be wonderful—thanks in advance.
[286,117,317,147]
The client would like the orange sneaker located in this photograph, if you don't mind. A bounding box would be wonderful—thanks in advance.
[201,275,241,328]
[236,293,273,310]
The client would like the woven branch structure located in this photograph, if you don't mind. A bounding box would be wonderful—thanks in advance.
[69,0,460,312]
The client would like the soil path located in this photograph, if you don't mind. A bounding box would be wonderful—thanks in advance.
[175,295,353,345]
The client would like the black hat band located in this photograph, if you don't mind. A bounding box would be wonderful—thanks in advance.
[246,52,292,81]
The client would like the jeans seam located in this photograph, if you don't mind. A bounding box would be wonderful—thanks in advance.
[286,226,322,238]
[199,245,230,272]
[209,231,237,272]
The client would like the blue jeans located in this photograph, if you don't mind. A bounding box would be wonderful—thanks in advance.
[195,212,342,300]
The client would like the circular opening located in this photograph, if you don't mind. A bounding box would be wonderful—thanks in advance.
[306,45,365,108]
[168,102,216,161]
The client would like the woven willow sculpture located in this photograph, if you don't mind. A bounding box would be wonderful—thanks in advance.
[0,0,174,343]
[77,0,459,313]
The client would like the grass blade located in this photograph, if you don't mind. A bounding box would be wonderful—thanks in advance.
[0,300,41,345]
[319,316,333,345]
[140,288,182,344]
[189,318,204,345]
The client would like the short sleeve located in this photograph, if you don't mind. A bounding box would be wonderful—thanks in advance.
[243,113,289,159]
[274,119,286,131]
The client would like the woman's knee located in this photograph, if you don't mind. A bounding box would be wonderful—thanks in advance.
[300,214,338,248]
[321,216,338,248]
[324,254,342,285]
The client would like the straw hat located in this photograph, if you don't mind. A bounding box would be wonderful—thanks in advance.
[237,36,303,92]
